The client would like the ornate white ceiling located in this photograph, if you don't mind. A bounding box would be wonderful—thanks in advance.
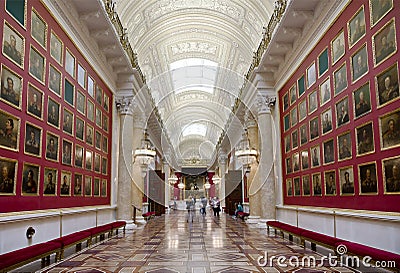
[114,0,274,166]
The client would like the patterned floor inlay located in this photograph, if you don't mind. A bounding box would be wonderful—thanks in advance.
[11,211,388,273]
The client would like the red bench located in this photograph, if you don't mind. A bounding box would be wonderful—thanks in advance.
[267,221,400,272]
[237,211,249,220]
[142,211,155,221]
[50,231,92,259]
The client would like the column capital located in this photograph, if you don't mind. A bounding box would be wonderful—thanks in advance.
[256,94,276,115]
[218,152,228,164]
[116,96,134,115]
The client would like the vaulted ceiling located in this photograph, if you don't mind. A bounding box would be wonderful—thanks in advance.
[114,0,275,166]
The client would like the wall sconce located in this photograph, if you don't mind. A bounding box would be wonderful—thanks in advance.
[26,227,35,239]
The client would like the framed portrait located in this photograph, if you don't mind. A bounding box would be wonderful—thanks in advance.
[77,63,86,89]
[339,166,355,195]
[95,85,103,105]
[336,96,350,127]
[306,62,316,89]
[31,9,47,48]
[74,144,84,168]
[331,30,345,65]
[311,144,320,168]
[298,99,307,121]
[87,100,94,122]
[77,91,86,115]
[290,107,297,127]
[0,109,20,151]
[289,84,297,105]
[24,122,42,157]
[27,84,43,119]
[103,93,109,112]
[45,132,59,162]
[298,75,305,97]
[334,62,348,95]
[22,162,39,195]
[64,79,74,106]
[94,178,100,197]
[321,108,333,135]
[356,122,375,156]
[293,177,301,196]
[102,157,108,175]
[50,31,63,65]
[62,139,72,166]
[359,162,378,194]
[338,131,352,161]
[308,90,318,114]
[85,150,92,170]
[283,114,290,132]
[0,157,17,195]
[102,115,108,132]
[301,149,309,170]
[375,63,399,106]
[95,130,102,150]
[323,139,335,165]
[74,173,83,196]
[302,175,311,196]
[1,64,22,108]
[95,107,102,128]
[292,152,300,172]
[86,124,94,146]
[102,135,108,153]
[62,108,74,135]
[310,117,319,140]
[29,46,45,83]
[312,173,322,196]
[353,82,371,118]
[65,49,75,78]
[60,171,71,196]
[318,47,329,77]
[324,170,336,196]
[283,135,292,153]
[101,179,107,197]
[320,77,331,106]
[380,109,400,149]
[48,65,61,96]
[2,21,24,67]
[94,153,101,173]
[286,179,293,196]
[370,0,393,27]
[282,92,289,112]
[291,129,298,150]
[300,124,308,146]
[43,168,57,195]
[351,44,368,82]
[76,117,85,141]
[285,157,292,174]
[84,176,92,196]
[383,155,400,193]
[88,76,95,98]
[373,19,396,66]
[5,0,27,27]
[47,97,60,128]
[348,6,366,48]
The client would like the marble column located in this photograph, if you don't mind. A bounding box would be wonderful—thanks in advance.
[163,158,170,212]
[116,97,135,227]
[218,152,227,210]
[257,94,276,224]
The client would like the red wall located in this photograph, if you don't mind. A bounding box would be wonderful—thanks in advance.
[279,0,400,212]
[0,0,112,212]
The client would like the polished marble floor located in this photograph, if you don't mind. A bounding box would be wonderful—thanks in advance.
[16,210,389,273]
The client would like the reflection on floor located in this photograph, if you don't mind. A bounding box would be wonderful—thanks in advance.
[16,211,388,273]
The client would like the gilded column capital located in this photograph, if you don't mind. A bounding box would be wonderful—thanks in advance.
[116,96,134,115]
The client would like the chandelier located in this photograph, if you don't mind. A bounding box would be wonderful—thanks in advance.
[168,174,178,185]
[204,177,211,190]
[134,129,156,176]
[178,180,185,189]
[236,129,257,166]
[213,174,221,184]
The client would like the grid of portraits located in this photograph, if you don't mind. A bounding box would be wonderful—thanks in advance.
[0,0,110,207]
[281,0,400,211]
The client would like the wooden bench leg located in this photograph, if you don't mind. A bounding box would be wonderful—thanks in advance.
[311,242,316,251]
[76,242,82,252]
[289,234,293,241]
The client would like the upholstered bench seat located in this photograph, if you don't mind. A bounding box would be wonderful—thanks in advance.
[301,230,342,247]
[87,224,113,236]
[0,241,61,271]
[51,231,91,247]
[237,212,249,220]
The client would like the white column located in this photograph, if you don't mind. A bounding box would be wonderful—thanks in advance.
[116,97,136,227]
[218,152,227,210]
[163,158,170,212]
